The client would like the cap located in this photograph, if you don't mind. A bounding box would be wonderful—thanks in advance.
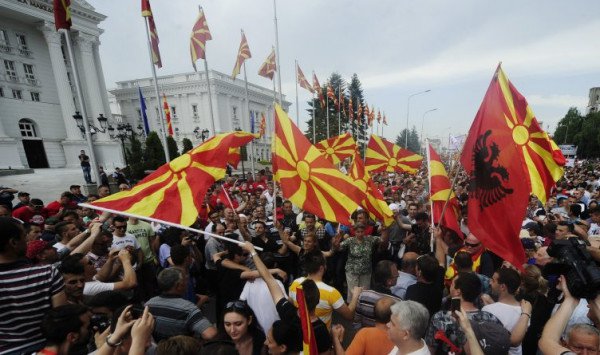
[26,240,51,260]
[69,185,81,190]
[17,192,30,197]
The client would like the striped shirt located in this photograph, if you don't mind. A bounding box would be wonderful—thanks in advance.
[0,260,64,354]
[289,277,344,328]
[145,294,213,341]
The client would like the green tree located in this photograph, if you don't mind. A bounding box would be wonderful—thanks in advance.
[167,136,180,159]
[181,138,193,153]
[553,107,583,146]
[347,74,368,157]
[126,135,145,181]
[144,132,165,171]
[395,126,421,153]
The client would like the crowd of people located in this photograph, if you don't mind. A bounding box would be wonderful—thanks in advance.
[2,160,600,355]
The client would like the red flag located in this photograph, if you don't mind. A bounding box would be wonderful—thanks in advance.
[162,94,173,136]
[377,110,382,123]
[357,102,363,119]
[227,147,241,169]
[296,285,318,355]
[258,47,276,80]
[190,7,212,71]
[365,135,423,174]
[327,84,335,102]
[141,0,161,68]
[273,104,364,225]
[53,0,71,31]
[92,132,256,226]
[339,95,345,115]
[312,72,325,109]
[259,113,267,137]
[232,30,251,79]
[460,65,530,269]
[383,113,388,125]
[297,64,314,94]
[427,144,461,237]
[315,133,357,165]
[348,98,354,121]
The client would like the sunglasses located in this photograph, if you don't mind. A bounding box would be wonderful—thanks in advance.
[225,300,248,311]
[464,242,480,248]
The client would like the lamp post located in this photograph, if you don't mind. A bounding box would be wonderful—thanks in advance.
[405,89,431,149]
[194,127,210,142]
[420,108,438,152]
[109,123,134,167]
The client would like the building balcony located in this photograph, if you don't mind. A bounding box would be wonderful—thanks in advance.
[25,77,39,86]
[1,74,19,83]
[18,48,32,58]
[0,44,12,53]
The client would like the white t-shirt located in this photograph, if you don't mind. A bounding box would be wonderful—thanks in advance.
[239,278,286,333]
[111,233,140,251]
[482,302,524,355]
[53,241,68,252]
[84,280,115,296]
[388,340,430,355]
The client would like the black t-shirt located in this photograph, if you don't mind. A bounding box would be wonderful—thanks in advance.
[406,281,443,317]
[79,154,90,167]
[215,259,245,305]
[252,235,280,254]
[275,298,332,353]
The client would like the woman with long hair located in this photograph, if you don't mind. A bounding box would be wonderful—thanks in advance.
[221,300,266,355]
[518,264,553,355]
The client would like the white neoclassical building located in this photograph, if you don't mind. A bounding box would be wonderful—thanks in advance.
[109,70,290,162]
[0,0,122,169]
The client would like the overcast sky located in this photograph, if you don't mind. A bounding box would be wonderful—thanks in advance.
[88,0,600,145]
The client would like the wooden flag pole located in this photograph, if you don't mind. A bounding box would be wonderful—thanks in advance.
[79,203,263,251]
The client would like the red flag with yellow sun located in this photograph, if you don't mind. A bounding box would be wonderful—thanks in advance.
[349,150,394,226]
[314,133,357,165]
[92,132,255,226]
[365,135,423,174]
[427,144,461,237]
[273,105,364,225]
[460,64,564,270]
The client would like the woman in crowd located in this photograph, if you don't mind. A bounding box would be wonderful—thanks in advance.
[279,223,335,277]
[221,300,266,355]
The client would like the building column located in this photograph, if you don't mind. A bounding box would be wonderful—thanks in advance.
[39,22,80,140]
[75,32,108,141]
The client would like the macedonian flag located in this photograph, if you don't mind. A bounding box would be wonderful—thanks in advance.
[315,133,357,165]
[273,105,363,225]
[365,135,423,174]
[190,6,212,71]
[349,151,394,226]
[427,144,461,237]
[227,147,241,169]
[92,132,255,226]
[296,285,318,355]
[232,30,251,79]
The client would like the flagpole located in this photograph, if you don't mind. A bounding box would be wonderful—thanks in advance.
[295,60,299,126]
[338,83,341,136]
[79,203,263,251]
[312,92,316,143]
[143,17,170,162]
[273,0,283,103]
[437,142,467,230]
[426,141,435,252]
[62,30,100,182]
[381,113,385,137]
[243,61,256,181]
[326,92,330,139]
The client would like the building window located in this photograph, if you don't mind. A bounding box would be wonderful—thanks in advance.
[0,29,10,53]
[30,92,40,102]
[4,60,17,82]
[171,106,177,119]
[15,33,31,57]
[192,104,198,120]
[19,119,37,137]
[23,64,36,85]
[0,87,3,97]
[12,89,22,99]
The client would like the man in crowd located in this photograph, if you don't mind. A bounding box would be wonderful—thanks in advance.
[387,301,431,354]
[78,149,92,184]
[405,255,444,317]
[46,191,77,217]
[355,260,401,327]
[69,184,87,203]
[38,304,91,355]
[12,198,48,225]
[391,251,418,299]
[13,191,30,210]
[111,216,144,267]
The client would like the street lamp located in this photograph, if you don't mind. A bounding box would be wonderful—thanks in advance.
[72,112,110,138]
[405,89,431,149]
[420,108,438,150]
[193,127,210,142]
[109,123,135,167]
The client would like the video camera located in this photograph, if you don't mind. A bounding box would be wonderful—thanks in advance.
[544,237,600,299]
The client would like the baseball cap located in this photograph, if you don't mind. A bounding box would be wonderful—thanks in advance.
[26,240,51,260]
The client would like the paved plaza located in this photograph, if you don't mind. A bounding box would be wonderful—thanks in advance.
[0,168,89,205]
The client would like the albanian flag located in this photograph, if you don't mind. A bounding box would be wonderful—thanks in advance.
[365,135,423,174]
[315,133,357,165]
[460,64,557,270]
[427,144,461,237]
[92,132,255,226]
[273,105,364,225]
[349,151,394,226]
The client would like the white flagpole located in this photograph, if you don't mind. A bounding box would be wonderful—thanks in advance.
[243,60,256,181]
[426,141,435,252]
[273,0,283,103]
[79,203,263,251]
[295,60,299,126]
[143,17,170,162]
[326,90,330,139]
[62,30,100,182]
[338,84,341,136]
[312,92,316,143]
[197,6,216,137]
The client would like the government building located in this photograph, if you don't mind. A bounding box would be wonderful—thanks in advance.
[0,0,122,169]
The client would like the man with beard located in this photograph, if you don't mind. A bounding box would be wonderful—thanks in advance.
[37,304,91,355]
[0,217,67,354]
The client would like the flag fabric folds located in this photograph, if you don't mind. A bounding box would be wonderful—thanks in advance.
[142,0,162,68]
[92,132,256,226]
[312,72,325,108]
[348,98,354,121]
[427,144,461,237]
[296,285,318,355]
[227,147,241,169]
[138,87,150,136]
[162,94,173,136]
[327,84,335,102]
[365,135,423,174]
[53,0,71,31]
[459,65,561,270]
[259,113,267,137]
[296,64,314,94]
[190,7,212,71]
[383,113,388,125]
[315,133,357,165]
[232,31,251,79]
[258,47,276,80]
[272,104,363,225]
[349,151,395,227]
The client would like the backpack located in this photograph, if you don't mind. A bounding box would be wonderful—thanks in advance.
[470,318,511,355]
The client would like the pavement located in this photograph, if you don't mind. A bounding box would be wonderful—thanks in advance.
[0,168,88,205]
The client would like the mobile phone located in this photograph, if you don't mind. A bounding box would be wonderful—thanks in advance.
[450,298,461,314]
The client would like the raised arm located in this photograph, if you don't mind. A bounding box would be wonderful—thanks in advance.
[539,275,579,354]
[241,241,286,304]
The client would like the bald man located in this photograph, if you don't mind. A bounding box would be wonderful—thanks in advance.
[391,252,418,299]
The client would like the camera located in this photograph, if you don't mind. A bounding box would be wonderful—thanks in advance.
[90,314,110,332]
[544,237,600,299]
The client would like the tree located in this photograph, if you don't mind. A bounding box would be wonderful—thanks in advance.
[553,107,583,146]
[167,136,180,159]
[395,126,421,153]
[126,135,145,181]
[347,74,369,157]
[181,138,194,153]
[144,132,166,171]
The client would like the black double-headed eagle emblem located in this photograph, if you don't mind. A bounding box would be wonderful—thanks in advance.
[467,130,513,210]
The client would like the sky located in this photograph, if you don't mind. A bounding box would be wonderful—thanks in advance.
[88,0,600,146]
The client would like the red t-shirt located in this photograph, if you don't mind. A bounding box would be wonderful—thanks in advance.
[12,206,48,225]
[45,200,76,216]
